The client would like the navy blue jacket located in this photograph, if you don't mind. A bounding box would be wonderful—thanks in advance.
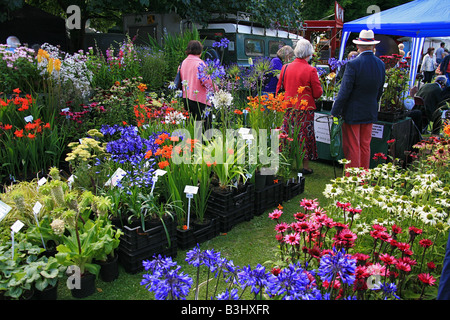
[331,51,385,124]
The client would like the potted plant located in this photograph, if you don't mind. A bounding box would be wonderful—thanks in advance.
[23,255,66,300]
[0,238,47,300]
[378,55,409,122]
[54,212,102,298]
[91,216,123,282]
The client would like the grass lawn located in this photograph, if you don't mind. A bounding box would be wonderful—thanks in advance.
[57,159,342,300]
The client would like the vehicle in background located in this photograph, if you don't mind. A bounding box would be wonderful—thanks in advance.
[198,17,302,67]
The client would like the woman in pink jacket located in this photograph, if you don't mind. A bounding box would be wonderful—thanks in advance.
[179,40,213,129]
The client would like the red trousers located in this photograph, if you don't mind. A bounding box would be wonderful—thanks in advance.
[342,123,373,169]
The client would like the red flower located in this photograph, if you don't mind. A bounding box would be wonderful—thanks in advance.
[27,133,36,139]
[3,124,12,130]
[13,88,21,94]
[396,261,411,273]
[419,239,433,248]
[418,273,436,286]
[14,129,24,138]
[271,267,282,276]
[409,226,423,236]
[387,139,395,144]
[391,224,402,235]
[158,160,169,169]
[379,253,397,266]
[427,261,436,271]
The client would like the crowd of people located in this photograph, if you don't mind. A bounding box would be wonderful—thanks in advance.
[177,32,449,175]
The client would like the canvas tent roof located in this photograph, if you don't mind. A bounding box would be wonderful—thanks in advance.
[343,0,450,38]
[338,0,450,87]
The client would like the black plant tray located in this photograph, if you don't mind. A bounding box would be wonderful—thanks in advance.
[118,218,177,252]
[209,202,254,233]
[177,216,221,250]
[118,240,177,274]
[207,184,254,213]
[283,177,305,201]
[254,182,284,216]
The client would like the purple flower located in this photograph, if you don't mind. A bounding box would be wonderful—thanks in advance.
[317,247,356,286]
[197,58,226,82]
[237,264,276,296]
[212,38,230,49]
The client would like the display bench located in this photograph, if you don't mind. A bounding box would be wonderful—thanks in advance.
[314,111,421,168]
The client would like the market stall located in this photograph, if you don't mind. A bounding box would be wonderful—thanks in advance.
[338,0,450,88]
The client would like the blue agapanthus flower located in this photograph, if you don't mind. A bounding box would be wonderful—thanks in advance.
[265,262,312,300]
[237,264,276,296]
[317,247,356,286]
[371,281,401,300]
[141,266,193,300]
[197,58,226,82]
[212,38,230,49]
[216,288,239,300]
[100,125,169,188]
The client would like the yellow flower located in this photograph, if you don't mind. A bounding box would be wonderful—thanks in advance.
[53,58,61,72]
[47,58,54,74]
[37,49,50,63]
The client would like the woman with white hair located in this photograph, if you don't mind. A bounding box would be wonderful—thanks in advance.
[276,38,323,175]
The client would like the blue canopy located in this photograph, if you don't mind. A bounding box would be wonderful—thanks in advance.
[338,0,450,88]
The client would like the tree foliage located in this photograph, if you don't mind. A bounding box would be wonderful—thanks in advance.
[300,0,412,22]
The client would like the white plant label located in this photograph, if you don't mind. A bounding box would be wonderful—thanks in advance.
[0,200,12,222]
[154,169,167,177]
[24,115,33,123]
[38,177,47,186]
[105,168,126,187]
[33,201,43,215]
[184,185,199,195]
[238,128,250,135]
[11,220,24,233]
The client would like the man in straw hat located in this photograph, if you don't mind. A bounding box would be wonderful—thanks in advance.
[331,29,385,169]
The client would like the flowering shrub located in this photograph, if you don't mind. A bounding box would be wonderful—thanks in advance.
[0,45,41,93]
[89,77,145,126]
[37,44,93,104]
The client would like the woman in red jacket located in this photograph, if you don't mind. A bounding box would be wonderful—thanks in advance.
[276,39,323,174]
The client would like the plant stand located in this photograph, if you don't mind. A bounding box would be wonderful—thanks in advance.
[206,183,255,233]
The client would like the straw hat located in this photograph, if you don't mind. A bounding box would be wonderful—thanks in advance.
[352,30,380,45]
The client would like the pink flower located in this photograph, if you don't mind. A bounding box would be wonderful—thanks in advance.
[379,253,397,266]
[284,232,300,245]
[269,209,283,220]
[418,273,436,286]
[419,239,433,248]
[274,222,290,234]
[300,198,319,211]
[367,263,389,276]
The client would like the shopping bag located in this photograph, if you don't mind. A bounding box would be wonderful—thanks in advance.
[329,116,343,159]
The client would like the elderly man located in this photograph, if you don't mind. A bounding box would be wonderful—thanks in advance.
[331,30,385,169]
